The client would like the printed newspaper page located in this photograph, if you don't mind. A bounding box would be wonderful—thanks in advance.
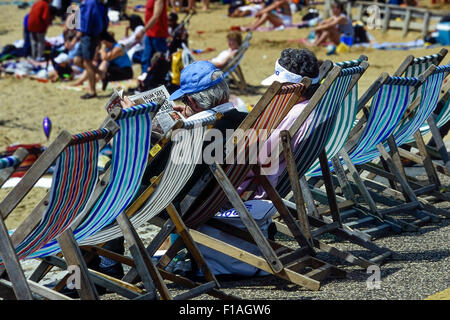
[129,85,183,134]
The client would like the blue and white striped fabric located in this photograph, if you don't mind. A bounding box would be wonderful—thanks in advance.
[276,66,363,198]
[0,155,20,170]
[346,76,421,166]
[404,54,442,78]
[29,102,157,258]
[390,65,449,147]
[306,59,362,177]
[400,65,450,145]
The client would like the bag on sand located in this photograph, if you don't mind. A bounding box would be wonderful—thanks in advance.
[196,200,276,278]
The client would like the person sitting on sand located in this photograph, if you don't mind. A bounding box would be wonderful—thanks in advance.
[311,0,353,46]
[209,31,242,69]
[98,31,133,90]
[242,0,292,31]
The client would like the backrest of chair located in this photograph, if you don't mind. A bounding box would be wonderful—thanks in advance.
[29,103,158,257]
[392,64,450,147]
[85,113,224,245]
[395,49,447,78]
[222,32,252,77]
[1,128,113,261]
[181,81,308,228]
[0,148,28,188]
[276,66,366,197]
[347,76,422,165]
[305,58,368,177]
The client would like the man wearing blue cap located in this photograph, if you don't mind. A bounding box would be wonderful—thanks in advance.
[140,60,248,196]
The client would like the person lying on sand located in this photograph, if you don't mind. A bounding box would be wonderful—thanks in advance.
[241,0,292,31]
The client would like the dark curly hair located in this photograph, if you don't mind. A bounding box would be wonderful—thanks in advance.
[278,48,320,99]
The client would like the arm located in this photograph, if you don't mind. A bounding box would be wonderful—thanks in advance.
[255,0,287,16]
[315,15,346,31]
[100,45,126,61]
[135,0,165,41]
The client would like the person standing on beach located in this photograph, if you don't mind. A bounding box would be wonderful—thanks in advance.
[73,0,105,99]
[27,0,53,61]
[135,0,169,74]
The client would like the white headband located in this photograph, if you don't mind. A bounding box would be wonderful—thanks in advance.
[261,59,320,86]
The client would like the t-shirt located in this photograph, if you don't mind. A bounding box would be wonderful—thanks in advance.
[145,0,169,38]
[210,48,237,67]
[27,0,51,33]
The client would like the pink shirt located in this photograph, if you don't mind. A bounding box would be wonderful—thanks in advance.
[237,99,314,199]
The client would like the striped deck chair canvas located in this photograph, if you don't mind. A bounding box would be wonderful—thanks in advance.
[333,68,447,234]
[0,123,118,300]
[0,148,28,187]
[32,103,158,257]
[164,68,383,290]
[305,58,366,177]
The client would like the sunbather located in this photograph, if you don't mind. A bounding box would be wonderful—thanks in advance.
[210,32,242,69]
[228,0,265,18]
[241,0,292,31]
[310,0,353,46]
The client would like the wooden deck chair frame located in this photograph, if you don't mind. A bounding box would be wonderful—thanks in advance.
[324,65,450,241]
[115,76,352,292]
[272,59,396,266]
[368,49,450,190]
[304,60,446,240]
[222,32,252,94]
[0,148,29,188]
[26,106,239,301]
[268,56,398,268]
[0,120,119,300]
[141,65,386,292]
[89,79,326,294]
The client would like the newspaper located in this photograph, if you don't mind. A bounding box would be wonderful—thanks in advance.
[128,85,184,134]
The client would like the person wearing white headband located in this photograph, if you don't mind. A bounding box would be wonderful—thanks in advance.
[238,48,321,199]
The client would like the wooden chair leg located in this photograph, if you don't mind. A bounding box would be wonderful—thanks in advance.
[0,217,33,300]
[116,212,172,300]
[57,228,99,300]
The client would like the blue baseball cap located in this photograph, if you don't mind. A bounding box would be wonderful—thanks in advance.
[169,61,225,101]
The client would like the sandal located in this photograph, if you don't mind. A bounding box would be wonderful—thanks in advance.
[80,93,97,99]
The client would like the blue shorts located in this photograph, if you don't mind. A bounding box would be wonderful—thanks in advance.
[75,35,99,61]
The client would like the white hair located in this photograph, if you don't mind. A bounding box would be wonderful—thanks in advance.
[186,70,230,109]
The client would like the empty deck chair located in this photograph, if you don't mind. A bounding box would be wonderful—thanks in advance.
[0,121,119,300]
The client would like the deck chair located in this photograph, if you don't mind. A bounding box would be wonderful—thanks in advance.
[0,148,28,187]
[117,78,345,291]
[326,65,450,240]
[368,49,448,180]
[304,61,449,240]
[0,122,119,300]
[222,32,252,94]
[148,65,379,292]
[272,59,397,266]
[28,104,237,300]
[397,80,450,175]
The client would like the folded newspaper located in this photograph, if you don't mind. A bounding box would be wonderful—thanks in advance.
[129,85,181,134]
[104,86,235,134]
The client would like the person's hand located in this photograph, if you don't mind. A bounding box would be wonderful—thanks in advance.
[120,96,134,109]
[173,104,194,118]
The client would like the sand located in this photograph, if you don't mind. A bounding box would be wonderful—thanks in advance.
[0,1,449,298]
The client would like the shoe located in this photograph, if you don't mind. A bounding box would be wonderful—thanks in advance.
[80,93,97,99]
